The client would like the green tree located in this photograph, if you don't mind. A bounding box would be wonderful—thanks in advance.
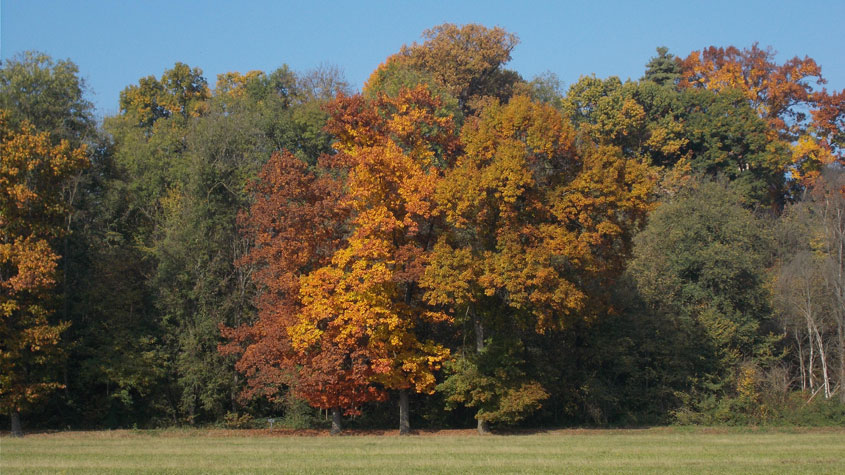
[561,74,790,207]
[107,62,349,424]
[0,51,94,144]
[627,179,778,418]
[642,47,681,87]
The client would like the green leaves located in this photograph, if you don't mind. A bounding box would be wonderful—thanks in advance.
[628,179,775,390]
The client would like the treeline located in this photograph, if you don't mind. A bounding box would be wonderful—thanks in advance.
[1,24,844,435]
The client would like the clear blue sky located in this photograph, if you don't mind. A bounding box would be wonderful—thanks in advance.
[2,0,843,117]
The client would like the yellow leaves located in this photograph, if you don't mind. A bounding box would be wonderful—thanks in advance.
[1,113,89,233]
[420,240,476,306]
[1,114,86,335]
[427,95,657,333]
[0,112,76,414]
[215,70,264,98]
[645,122,688,157]
[790,134,836,184]
[369,337,450,394]
[0,237,58,294]
[118,63,210,126]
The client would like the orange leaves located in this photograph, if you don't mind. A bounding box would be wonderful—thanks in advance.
[813,89,845,161]
[680,45,823,124]
[225,150,355,406]
[229,85,459,412]
[326,85,460,166]
[301,84,456,396]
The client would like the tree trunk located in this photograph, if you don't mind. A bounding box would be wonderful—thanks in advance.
[330,407,342,435]
[10,410,22,437]
[839,323,845,403]
[473,307,491,435]
[399,389,410,435]
[811,321,831,398]
[808,321,816,391]
[474,309,485,355]
[796,331,806,391]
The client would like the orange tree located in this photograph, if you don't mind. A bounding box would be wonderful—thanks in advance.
[295,85,457,434]
[225,85,459,434]
[0,111,88,435]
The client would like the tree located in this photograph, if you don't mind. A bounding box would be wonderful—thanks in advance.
[679,44,836,185]
[222,150,362,434]
[678,88,790,206]
[776,169,845,402]
[642,47,681,87]
[776,251,832,398]
[297,86,457,434]
[104,62,349,425]
[813,90,845,159]
[119,62,210,128]
[0,111,88,435]
[627,179,777,412]
[519,71,564,106]
[90,64,214,425]
[423,95,656,432]
[169,64,347,422]
[561,73,791,207]
[374,23,521,115]
[0,51,94,144]
[816,169,845,402]
[1,51,168,428]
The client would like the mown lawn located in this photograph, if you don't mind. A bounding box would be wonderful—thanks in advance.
[2,427,844,474]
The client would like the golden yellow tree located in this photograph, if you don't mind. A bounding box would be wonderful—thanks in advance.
[0,110,87,436]
[423,96,656,432]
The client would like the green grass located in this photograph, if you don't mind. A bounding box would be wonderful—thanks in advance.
[2,427,844,474]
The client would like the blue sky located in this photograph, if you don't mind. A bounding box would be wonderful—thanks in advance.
[2,0,843,117]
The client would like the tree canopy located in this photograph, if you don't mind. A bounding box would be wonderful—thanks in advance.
[2,27,845,434]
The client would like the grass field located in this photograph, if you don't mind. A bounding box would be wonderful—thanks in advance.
[2,427,844,474]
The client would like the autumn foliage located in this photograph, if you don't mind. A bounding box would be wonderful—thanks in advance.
[5,23,845,434]
[679,44,839,183]
[228,60,656,428]
[0,110,87,419]
[219,150,356,407]
[425,96,655,332]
